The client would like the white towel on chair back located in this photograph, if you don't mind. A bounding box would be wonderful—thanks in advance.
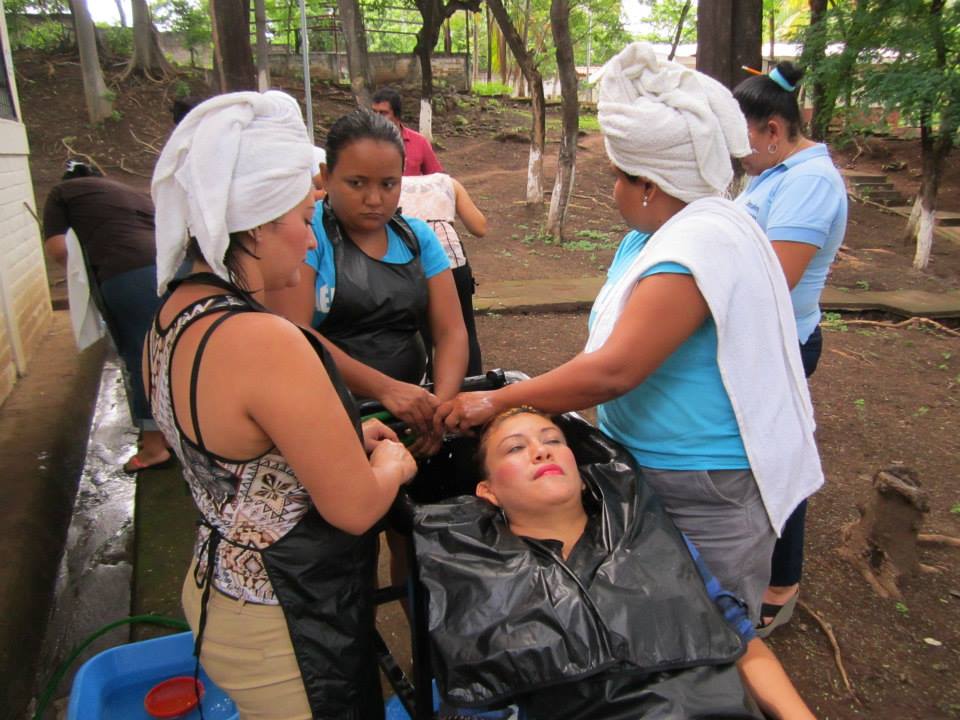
[585,197,823,534]
[65,228,106,351]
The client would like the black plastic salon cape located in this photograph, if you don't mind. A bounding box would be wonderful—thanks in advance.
[177,275,383,720]
[319,205,429,384]
[412,415,760,720]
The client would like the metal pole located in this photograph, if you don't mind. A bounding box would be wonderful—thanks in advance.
[299,0,314,143]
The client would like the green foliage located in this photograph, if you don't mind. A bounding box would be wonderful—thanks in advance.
[152,0,211,51]
[99,24,133,56]
[636,0,697,44]
[8,18,71,52]
[950,502,960,515]
[821,311,848,332]
[473,81,513,96]
[802,0,960,141]
[895,601,909,615]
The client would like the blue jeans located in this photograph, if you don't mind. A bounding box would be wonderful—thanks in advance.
[98,266,161,430]
[769,325,823,587]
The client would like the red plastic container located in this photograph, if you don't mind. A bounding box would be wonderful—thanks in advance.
[144,676,205,718]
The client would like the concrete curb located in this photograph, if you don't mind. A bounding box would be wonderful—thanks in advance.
[0,314,105,720]
[475,278,960,319]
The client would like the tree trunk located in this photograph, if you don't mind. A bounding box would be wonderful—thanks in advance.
[443,18,452,53]
[113,0,127,27]
[912,118,950,269]
[337,0,373,106]
[668,0,691,61]
[907,0,954,270]
[472,10,479,84]
[546,0,578,238]
[254,0,270,91]
[70,0,113,123]
[486,5,492,82]
[210,0,256,91]
[123,0,173,80]
[806,0,829,140]
[487,0,545,203]
[695,0,762,88]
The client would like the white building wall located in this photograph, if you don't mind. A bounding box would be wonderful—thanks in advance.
[0,12,52,405]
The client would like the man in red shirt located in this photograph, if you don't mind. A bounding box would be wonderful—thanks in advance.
[371,87,444,176]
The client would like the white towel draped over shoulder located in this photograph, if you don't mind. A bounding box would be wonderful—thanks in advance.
[152,91,313,293]
[594,42,752,202]
[585,198,823,533]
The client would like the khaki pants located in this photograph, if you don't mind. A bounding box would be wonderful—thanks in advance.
[181,566,312,720]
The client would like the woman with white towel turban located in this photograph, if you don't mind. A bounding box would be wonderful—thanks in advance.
[438,43,824,623]
[147,91,416,719]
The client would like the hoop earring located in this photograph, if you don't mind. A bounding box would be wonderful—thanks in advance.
[767,143,778,155]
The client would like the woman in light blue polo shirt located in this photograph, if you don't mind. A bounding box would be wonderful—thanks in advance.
[734,61,848,637]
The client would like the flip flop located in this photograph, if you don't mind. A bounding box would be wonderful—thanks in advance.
[123,454,176,475]
[755,589,799,638]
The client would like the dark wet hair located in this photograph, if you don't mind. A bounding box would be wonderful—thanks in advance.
[172,96,204,125]
[185,232,258,291]
[62,160,103,180]
[325,108,405,173]
[372,86,403,121]
[733,61,805,140]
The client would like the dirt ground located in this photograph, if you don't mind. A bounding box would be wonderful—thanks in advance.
[19,51,960,719]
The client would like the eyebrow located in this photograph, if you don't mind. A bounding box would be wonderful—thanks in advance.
[495,427,562,449]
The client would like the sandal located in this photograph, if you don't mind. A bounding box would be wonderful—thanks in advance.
[123,453,176,475]
[755,589,799,638]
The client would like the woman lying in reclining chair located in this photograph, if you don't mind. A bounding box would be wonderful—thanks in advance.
[413,408,815,720]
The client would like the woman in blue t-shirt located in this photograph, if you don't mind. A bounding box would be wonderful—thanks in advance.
[268,109,468,456]
[733,61,848,637]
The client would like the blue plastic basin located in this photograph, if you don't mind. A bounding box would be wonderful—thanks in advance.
[67,631,237,719]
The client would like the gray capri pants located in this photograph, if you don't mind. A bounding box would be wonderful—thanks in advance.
[640,467,776,625]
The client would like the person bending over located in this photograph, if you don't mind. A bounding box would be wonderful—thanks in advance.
[415,408,815,720]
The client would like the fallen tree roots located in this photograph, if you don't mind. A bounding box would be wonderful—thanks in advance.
[843,316,960,338]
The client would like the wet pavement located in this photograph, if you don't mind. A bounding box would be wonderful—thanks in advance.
[34,358,138,716]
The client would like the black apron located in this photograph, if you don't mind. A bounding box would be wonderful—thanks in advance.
[319,205,430,384]
[413,414,758,719]
[171,274,383,719]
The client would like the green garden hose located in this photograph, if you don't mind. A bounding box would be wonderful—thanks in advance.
[32,614,190,720]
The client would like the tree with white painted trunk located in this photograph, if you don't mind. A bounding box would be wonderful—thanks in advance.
[486,0,546,203]
[412,0,482,141]
[545,0,577,238]
[69,0,113,124]
[807,0,958,270]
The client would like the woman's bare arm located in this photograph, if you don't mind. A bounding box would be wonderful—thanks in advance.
[737,638,816,719]
[203,314,416,534]
[452,178,487,237]
[438,272,709,431]
[426,270,469,402]
[266,265,439,434]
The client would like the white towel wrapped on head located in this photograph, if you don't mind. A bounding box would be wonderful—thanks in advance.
[595,42,752,203]
[152,90,313,293]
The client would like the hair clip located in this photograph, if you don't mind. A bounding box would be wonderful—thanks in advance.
[768,67,797,92]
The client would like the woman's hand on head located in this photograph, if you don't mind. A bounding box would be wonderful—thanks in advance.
[380,380,440,437]
[407,427,443,459]
[369,438,418,487]
[361,418,398,453]
[435,390,499,435]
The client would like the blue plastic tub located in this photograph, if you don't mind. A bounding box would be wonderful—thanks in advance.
[67,631,238,719]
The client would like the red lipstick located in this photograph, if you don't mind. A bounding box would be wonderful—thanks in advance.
[534,464,564,479]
